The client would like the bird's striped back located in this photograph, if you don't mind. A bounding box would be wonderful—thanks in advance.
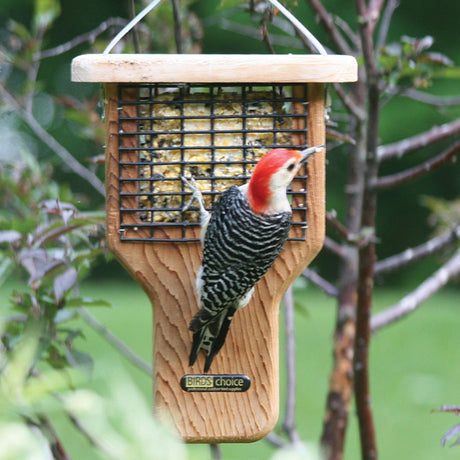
[200,186,291,312]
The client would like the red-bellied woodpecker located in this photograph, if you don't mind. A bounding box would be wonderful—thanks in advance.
[182,145,324,372]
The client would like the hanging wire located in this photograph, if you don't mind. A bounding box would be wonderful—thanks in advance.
[266,0,327,55]
[104,0,163,54]
[103,0,327,56]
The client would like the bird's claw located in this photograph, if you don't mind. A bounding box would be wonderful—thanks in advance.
[181,176,206,213]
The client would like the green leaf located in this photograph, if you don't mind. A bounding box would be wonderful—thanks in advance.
[33,0,61,31]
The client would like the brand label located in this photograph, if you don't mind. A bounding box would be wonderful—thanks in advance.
[181,374,251,392]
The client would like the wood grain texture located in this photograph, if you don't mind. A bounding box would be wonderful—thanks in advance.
[72,54,357,83]
[104,83,325,443]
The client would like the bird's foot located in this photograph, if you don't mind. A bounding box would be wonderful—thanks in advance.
[181,176,207,214]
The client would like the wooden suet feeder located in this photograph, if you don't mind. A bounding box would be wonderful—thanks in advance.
[71,53,357,443]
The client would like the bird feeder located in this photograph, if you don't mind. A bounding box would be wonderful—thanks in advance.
[71,53,357,443]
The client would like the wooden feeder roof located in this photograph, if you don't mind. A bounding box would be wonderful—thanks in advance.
[71,54,357,84]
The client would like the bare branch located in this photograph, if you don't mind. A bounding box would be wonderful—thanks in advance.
[332,83,366,121]
[399,88,460,107]
[34,18,129,60]
[323,236,347,258]
[0,85,105,197]
[375,226,460,275]
[219,18,302,49]
[327,210,352,240]
[266,432,288,448]
[378,118,460,162]
[78,307,153,375]
[171,0,183,53]
[282,287,302,445]
[377,0,399,48]
[305,0,353,55]
[353,1,380,456]
[367,0,386,34]
[128,1,141,53]
[210,444,222,460]
[302,268,339,297]
[371,248,460,332]
[374,139,460,191]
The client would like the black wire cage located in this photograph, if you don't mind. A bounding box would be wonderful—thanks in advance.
[117,81,310,242]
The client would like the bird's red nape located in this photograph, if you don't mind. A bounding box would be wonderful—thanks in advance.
[247,148,302,214]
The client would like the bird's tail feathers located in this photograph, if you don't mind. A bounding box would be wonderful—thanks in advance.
[189,307,236,372]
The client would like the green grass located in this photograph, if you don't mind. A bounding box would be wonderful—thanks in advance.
[2,275,459,459]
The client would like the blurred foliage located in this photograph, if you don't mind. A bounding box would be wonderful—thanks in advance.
[0,325,187,460]
[378,35,460,89]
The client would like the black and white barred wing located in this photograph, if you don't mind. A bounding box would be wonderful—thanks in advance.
[200,186,292,313]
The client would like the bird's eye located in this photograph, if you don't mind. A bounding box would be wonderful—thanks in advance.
[287,163,296,172]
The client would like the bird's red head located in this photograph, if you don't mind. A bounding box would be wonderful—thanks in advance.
[247,148,303,215]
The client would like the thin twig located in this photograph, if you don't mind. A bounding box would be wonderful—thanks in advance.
[283,287,301,445]
[326,211,351,240]
[0,85,105,197]
[77,307,153,376]
[332,83,366,121]
[129,0,141,53]
[36,415,70,460]
[302,268,339,297]
[305,0,353,55]
[34,18,129,60]
[171,0,183,53]
[373,139,460,191]
[375,226,460,275]
[377,0,399,49]
[371,248,460,332]
[266,432,288,448]
[323,236,347,258]
[210,444,222,460]
[399,88,460,107]
[367,0,386,34]
[377,118,460,162]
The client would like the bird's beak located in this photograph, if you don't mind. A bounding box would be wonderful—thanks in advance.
[299,145,325,164]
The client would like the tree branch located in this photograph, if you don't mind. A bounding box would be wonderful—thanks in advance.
[323,236,347,258]
[282,287,301,445]
[353,0,379,457]
[377,0,399,48]
[327,211,352,240]
[332,83,366,121]
[377,118,460,162]
[0,85,105,197]
[210,444,222,460]
[305,0,353,55]
[78,307,153,375]
[302,268,339,297]
[171,0,183,53]
[367,0,386,34]
[373,139,460,191]
[399,88,460,107]
[128,1,141,53]
[375,226,460,275]
[34,18,129,60]
[371,248,460,332]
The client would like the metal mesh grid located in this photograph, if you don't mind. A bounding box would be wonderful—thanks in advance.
[117,83,309,242]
